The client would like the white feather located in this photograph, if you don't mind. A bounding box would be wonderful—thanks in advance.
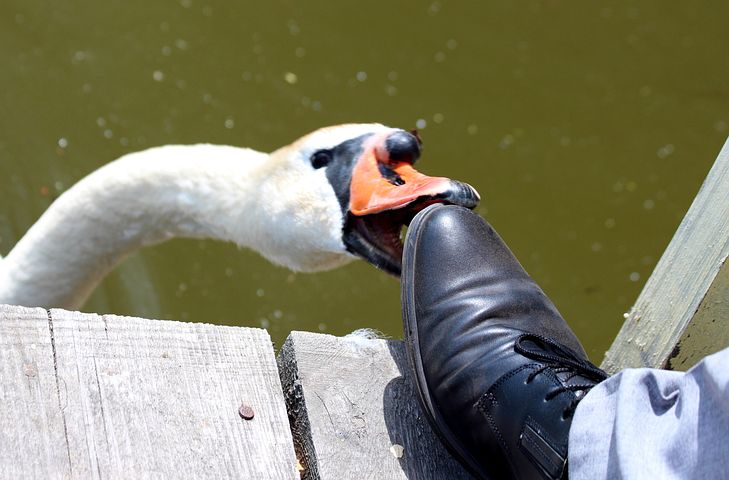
[0,124,395,310]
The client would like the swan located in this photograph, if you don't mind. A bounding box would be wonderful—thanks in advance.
[0,124,479,310]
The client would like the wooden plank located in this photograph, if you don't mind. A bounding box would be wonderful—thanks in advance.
[602,137,729,373]
[0,305,72,478]
[278,331,473,480]
[0,304,299,479]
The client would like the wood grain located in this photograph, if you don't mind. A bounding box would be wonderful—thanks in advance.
[0,305,70,479]
[279,331,473,480]
[0,304,298,479]
[602,137,729,372]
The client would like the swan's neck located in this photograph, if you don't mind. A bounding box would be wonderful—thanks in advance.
[0,145,268,309]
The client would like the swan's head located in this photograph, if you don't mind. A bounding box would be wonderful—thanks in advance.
[261,124,480,276]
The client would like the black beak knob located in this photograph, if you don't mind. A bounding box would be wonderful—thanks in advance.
[386,130,421,164]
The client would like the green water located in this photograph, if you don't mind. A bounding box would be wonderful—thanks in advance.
[1,1,728,361]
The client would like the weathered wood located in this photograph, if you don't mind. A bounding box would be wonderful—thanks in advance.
[0,304,298,479]
[0,305,70,478]
[278,331,473,480]
[602,137,729,373]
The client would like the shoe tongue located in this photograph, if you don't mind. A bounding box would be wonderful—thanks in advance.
[555,370,595,388]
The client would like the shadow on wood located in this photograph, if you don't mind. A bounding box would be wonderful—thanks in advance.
[278,330,473,480]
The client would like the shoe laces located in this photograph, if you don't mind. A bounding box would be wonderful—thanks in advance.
[515,334,608,419]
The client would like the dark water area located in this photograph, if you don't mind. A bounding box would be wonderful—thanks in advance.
[1,1,728,361]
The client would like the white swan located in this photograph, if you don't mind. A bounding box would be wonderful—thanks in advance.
[0,124,479,310]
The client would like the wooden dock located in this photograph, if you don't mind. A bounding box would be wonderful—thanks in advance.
[602,137,729,373]
[1,305,299,479]
[2,137,729,478]
[1,304,472,479]
[279,331,469,480]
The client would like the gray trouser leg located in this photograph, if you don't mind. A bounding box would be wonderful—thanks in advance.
[569,346,729,479]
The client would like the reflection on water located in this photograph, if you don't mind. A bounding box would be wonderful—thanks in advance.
[1,1,728,361]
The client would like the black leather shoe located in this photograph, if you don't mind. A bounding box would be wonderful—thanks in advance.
[402,204,607,480]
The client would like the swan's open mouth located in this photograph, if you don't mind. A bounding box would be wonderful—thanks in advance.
[342,129,480,275]
[343,186,478,276]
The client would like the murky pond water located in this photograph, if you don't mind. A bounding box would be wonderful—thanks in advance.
[2,1,728,361]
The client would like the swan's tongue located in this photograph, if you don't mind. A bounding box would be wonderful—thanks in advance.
[348,133,480,216]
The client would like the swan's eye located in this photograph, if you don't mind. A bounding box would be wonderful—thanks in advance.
[310,150,332,169]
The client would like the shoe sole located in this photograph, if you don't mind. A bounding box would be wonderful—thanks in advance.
[401,205,491,480]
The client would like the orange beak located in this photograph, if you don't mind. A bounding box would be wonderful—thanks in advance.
[349,132,479,216]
